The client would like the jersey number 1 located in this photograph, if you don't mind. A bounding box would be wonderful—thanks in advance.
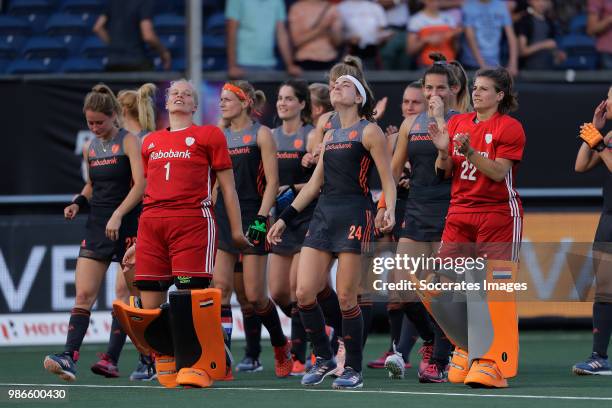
[460,160,477,181]
[164,162,170,181]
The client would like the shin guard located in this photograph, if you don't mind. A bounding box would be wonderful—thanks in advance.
[169,289,227,388]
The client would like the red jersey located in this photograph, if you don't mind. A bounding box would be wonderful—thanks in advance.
[446,112,525,216]
[141,125,232,218]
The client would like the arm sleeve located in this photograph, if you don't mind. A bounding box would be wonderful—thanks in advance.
[499,3,512,26]
[462,5,476,28]
[205,126,233,170]
[276,0,287,23]
[446,115,459,156]
[140,0,154,21]
[225,0,240,21]
[496,120,526,162]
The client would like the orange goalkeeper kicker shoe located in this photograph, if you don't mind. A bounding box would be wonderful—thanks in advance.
[273,340,293,378]
[464,359,508,388]
[448,347,469,383]
[154,355,178,388]
[176,367,213,388]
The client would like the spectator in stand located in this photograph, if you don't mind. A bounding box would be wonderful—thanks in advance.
[226,0,303,78]
[460,0,519,76]
[93,0,171,71]
[289,0,343,71]
[337,0,394,69]
[516,0,566,69]
[376,0,413,70]
[407,0,462,67]
[587,0,612,69]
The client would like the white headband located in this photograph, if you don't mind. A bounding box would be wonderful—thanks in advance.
[337,75,367,107]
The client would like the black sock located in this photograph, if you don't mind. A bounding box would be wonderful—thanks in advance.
[593,302,612,358]
[431,320,452,366]
[317,286,342,353]
[64,307,91,355]
[278,302,293,319]
[403,302,434,343]
[255,299,286,347]
[388,303,404,351]
[342,305,364,372]
[242,306,262,359]
[290,302,307,363]
[299,301,332,360]
[221,304,233,350]
[397,315,418,363]
[105,313,126,363]
[358,295,373,347]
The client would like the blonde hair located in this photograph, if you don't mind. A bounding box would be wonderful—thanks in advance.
[166,79,199,107]
[118,83,157,132]
[222,80,266,127]
[83,83,121,118]
[309,82,333,113]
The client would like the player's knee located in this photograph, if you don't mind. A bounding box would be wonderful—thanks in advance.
[336,290,357,311]
[214,279,233,300]
[296,286,316,306]
[74,291,97,308]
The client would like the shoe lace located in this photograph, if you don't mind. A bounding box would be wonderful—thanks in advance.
[419,344,433,361]
[310,358,330,375]
[96,352,114,363]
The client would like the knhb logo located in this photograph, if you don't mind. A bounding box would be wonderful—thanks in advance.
[150,149,191,160]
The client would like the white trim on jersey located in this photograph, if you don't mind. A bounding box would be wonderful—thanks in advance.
[505,170,520,217]
[511,215,522,263]
[205,215,216,273]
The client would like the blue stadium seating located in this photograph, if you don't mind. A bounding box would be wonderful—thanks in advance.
[0,15,31,35]
[6,57,61,74]
[61,56,104,72]
[159,33,185,57]
[8,0,55,15]
[153,14,185,35]
[79,35,107,57]
[0,34,27,57]
[0,58,10,73]
[568,14,588,34]
[59,0,103,26]
[22,36,69,58]
[558,34,599,70]
[202,55,227,71]
[205,12,225,36]
[45,13,89,35]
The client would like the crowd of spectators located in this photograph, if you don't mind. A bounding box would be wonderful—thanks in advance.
[225,0,610,76]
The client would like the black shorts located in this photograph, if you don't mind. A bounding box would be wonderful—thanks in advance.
[302,195,374,255]
[272,201,316,255]
[594,212,612,253]
[400,186,450,242]
[392,197,407,240]
[215,197,269,255]
[79,206,140,262]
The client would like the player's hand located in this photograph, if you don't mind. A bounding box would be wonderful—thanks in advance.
[245,215,268,246]
[301,152,315,168]
[267,219,287,245]
[232,232,253,250]
[64,203,79,220]
[453,133,472,155]
[385,125,398,137]
[122,243,136,275]
[373,97,388,121]
[374,207,386,230]
[380,208,395,234]
[228,65,246,79]
[105,213,122,241]
[398,175,410,190]
[593,100,608,130]
[161,50,172,71]
[428,122,449,152]
[287,64,303,77]
[428,95,444,120]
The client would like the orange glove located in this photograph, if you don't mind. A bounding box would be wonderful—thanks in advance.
[579,122,605,152]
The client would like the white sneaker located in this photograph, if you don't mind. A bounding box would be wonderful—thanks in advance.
[335,339,346,376]
[384,346,405,379]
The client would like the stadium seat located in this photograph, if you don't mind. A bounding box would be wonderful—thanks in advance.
[0,58,10,73]
[45,13,89,35]
[159,34,185,57]
[153,14,186,35]
[60,0,104,14]
[202,55,227,71]
[153,55,184,72]
[6,57,61,74]
[0,15,32,35]
[204,12,225,36]
[61,56,104,72]
[568,14,588,34]
[558,34,599,70]
[79,35,107,57]
[8,0,55,15]
[22,36,69,58]
[0,34,27,58]
[203,34,225,51]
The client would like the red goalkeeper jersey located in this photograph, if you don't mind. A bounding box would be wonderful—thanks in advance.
[446,112,525,217]
[141,125,232,218]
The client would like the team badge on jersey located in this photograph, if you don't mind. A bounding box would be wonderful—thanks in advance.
[243,134,252,144]
[485,133,493,144]
[111,144,120,154]
[185,136,195,146]
[349,130,358,140]
[294,139,303,149]
[89,148,96,157]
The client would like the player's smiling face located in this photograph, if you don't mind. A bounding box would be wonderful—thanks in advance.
[85,110,115,138]
[166,82,196,114]
[330,78,362,108]
[402,87,426,117]
[423,73,451,106]
[472,77,503,112]
[277,85,304,121]
[219,90,245,120]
